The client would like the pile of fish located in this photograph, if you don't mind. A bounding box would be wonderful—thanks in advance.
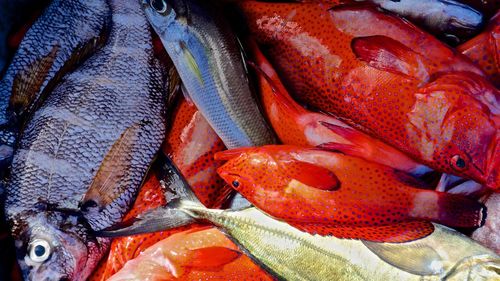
[0,0,499,280]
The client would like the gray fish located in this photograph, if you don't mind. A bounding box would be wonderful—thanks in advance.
[142,0,276,149]
[0,0,111,169]
[99,158,500,281]
[364,0,484,44]
[4,0,167,279]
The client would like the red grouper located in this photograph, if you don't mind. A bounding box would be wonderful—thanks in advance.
[239,2,500,190]
[246,38,431,175]
[216,145,486,242]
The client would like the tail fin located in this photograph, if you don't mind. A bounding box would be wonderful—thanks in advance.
[95,155,204,238]
[409,190,486,228]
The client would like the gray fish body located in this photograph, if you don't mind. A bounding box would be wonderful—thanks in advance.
[143,0,275,149]
[5,0,166,279]
[0,0,111,168]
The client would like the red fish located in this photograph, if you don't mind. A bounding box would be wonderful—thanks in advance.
[107,226,274,281]
[163,97,232,208]
[216,145,485,242]
[247,38,430,175]
[240,2,500,189]
[458,11,500,87]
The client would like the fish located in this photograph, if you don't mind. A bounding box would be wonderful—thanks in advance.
[458,11,500,88]
[472,193,500,254]
[247,38,431,176]
[457,0,500,18]
[142,0,276,149]
[163,96,232,208]
[239,2,500,190]
[97,160,500,281]
[107,226,274,281]
[215,145,485,241]
[4,0,168,279]
[88,170,200,281]
[302,0,484,44]
[0,0,111,169]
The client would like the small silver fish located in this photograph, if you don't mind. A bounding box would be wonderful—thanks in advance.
[142,0,276,149]
[99,158,500,281]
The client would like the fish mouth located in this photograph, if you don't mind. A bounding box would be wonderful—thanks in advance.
[214,147,255,161]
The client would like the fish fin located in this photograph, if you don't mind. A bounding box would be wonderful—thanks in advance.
[81,121,149,211]
[9,45,59,119]
[351,35,429,81]
[288,221,434,243]
[180,42,204,86]
[409,191,486,228]
[285,160,340,191]
[95,207,195,237]
[188,247,241,268]
[362,238,444,276]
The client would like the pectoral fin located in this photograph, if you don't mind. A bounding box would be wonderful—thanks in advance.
[286,160,340,191]
[351,35,429,82]
[362,239,444,276]
[9,45,59,118]
[81,121,149,211]
[289,220,434,243]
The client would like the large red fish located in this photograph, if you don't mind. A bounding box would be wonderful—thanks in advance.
[239,2,500,190]
[216,145,485,242]
[163,96,232,208]
[458,11,500,87]
[247,38,430,175]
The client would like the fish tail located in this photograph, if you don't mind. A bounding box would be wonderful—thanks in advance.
[409,190,486,228]
[95,156,206,238]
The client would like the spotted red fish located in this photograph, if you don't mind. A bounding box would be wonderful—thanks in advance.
[216,145,485,242]
[458,11,500,87]
[239,2,500,190]
[163,96,232,208]
[247,38,431,175]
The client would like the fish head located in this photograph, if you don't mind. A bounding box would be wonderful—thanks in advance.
[216,146,291,197]
[142,0,188,39]
[10,211,103,281]
[409,72,499,189]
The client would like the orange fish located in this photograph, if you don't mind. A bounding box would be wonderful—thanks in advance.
[458,11,500,87]
[247,38,431,175]
[240,2,500,190]
[163,97,232,208]
[216,145,485,242]
[107,226,274,281]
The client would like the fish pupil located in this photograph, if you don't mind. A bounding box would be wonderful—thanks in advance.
[455,157,466,168]
[34,245,46,257]
[232,180,240,188]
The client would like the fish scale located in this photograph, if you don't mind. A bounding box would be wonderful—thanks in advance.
[4,0,167,279]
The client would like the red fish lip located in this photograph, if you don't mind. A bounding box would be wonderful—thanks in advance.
[485,136,500,190]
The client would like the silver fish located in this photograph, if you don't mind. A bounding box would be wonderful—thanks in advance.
[99,158,500,281]
[0,0,111,169]
[142,0,276,149]
[4,0,167,279]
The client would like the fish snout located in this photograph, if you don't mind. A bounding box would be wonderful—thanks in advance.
[486,140,500,190]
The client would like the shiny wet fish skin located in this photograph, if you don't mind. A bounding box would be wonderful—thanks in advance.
[4,0,167,279]
[0,0,111,168]
[98,159,499,281]
[142,0,276,149]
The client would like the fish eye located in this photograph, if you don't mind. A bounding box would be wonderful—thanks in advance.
[150,0,170,14]
[450,155,467,171]
[29,239,52,263]
[232,180,240,188]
